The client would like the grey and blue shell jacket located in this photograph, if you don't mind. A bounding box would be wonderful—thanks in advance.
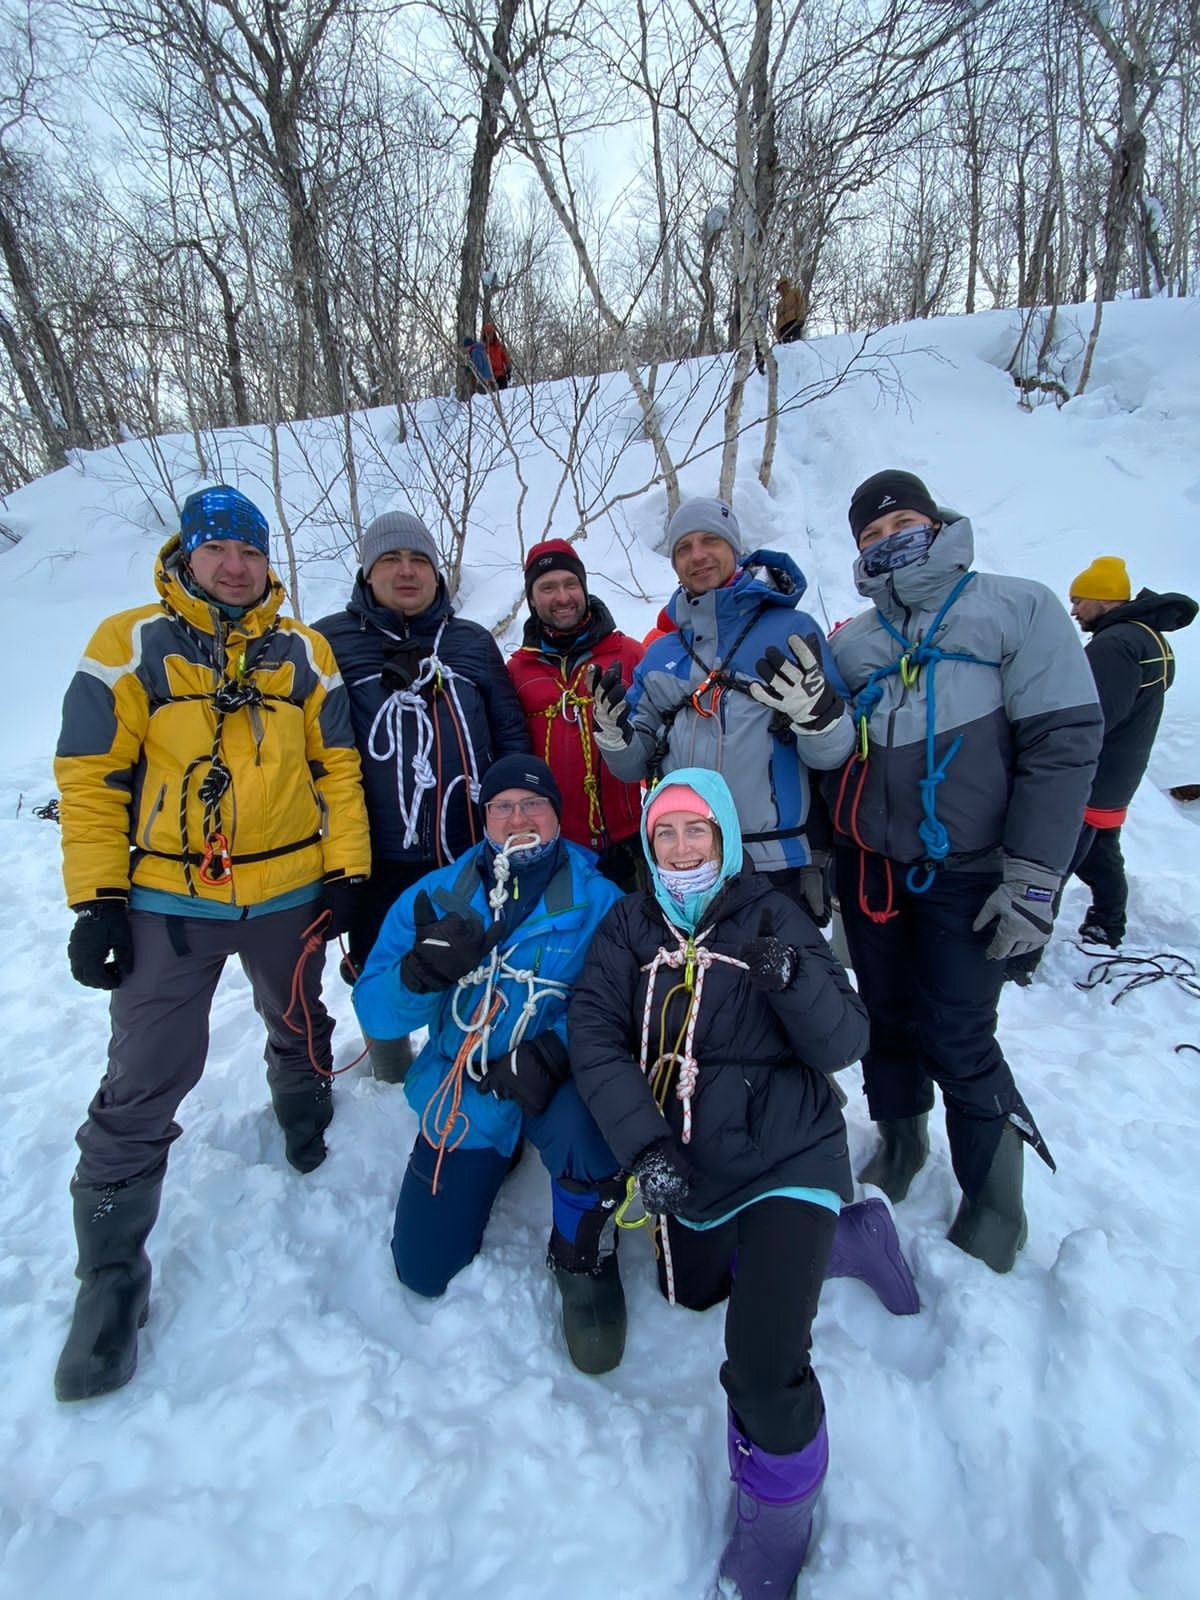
[599,552,853,872]
[353,838,623,1156]
[824,516,1103,874]
[568,768,863,1223]
[313,575,529,867]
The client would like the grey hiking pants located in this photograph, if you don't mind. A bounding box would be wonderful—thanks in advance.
[75,903,334,1186]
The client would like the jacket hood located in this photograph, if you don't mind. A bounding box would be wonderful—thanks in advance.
[670,548,808,627]
[154,534,284,637]
[641,766,743,930]
[1090,587,1198,636]
[345,569,453,636]
[854,513,973,613]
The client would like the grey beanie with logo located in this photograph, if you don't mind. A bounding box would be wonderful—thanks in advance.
[360,511,441,576]
[666,497,743,562]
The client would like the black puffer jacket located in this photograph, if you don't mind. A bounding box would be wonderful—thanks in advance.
[1083,588,1197,811]
[313,575,529,864]
[568,868,865,1222]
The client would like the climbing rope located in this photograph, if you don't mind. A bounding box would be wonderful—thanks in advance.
[1074,946,1200,1006]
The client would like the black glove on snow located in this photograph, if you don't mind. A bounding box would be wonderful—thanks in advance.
[741,910,799,991]
[321,874,367,940]
[632,1136,694,1215]
[476,1032,571,1118]
[400,890,503,994]
[68,900,134,990]
[588,663,633,752]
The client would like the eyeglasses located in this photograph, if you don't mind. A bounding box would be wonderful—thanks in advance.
[485,797,553,820]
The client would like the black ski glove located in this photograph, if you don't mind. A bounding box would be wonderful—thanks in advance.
[748,632,844,734]
[400,890,503,994]
[588,663,633,752]
[476,1032,571,1118]
[632,1136,694,1215]
[68,900,134,990]
[321,874,367,940]
[741,910,800,992]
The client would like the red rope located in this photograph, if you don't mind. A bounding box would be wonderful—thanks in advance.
[833,756,899,925]
[282,909,368,1076]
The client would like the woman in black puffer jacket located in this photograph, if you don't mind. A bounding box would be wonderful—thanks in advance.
[569,767,912,1600]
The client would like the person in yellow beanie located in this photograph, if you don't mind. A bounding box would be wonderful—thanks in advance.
[1067,558,1197,946]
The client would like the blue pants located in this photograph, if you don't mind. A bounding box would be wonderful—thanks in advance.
[391,1079,617,1296]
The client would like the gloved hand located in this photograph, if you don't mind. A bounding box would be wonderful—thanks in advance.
[972,858,1061,961]
[748,632,844,733]
[740,910,798,991]
[321,874,367,940]
[632,1136,694,1215]
[588,663,633,752]
[797,860,831,927]
[476,1032,570,1118]
[68,900,134,990]
[400,890,503,993]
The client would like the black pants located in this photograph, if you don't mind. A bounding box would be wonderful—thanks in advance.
[1075,827,1127,938]
[778,321,804,343]
[656,1198,835,1455]
[835,850,1034,1197]
[345,860,431,977]
[595,835,648,894]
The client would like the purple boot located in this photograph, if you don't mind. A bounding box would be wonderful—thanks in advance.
[717,1415,828,1598]
[825,1198,920,1316]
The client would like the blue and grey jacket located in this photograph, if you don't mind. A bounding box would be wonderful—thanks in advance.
[825,516,1103,874]
[600,552,853,872]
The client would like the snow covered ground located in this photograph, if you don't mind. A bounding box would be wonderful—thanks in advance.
[2,299,1199,1600]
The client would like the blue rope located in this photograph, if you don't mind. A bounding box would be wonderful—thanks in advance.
[850,572,1000,894]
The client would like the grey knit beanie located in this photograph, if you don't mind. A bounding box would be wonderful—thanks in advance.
[361,511,440,576]
[666,497,743,561]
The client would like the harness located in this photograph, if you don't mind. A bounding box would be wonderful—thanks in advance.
[648,606,768,785]
[420,844,576,1192]
[833,571,999,920]
[525,649,607,841]
[365,620,482,864]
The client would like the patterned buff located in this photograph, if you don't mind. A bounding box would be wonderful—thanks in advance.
[859,522,937,577]
[180,486,270,558]
[658,860,721,905]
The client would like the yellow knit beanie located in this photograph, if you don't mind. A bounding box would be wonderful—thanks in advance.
[1070,556,1131,602]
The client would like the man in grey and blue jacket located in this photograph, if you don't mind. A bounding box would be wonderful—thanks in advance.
[591,497,853,921]
[821,468,1103,1272]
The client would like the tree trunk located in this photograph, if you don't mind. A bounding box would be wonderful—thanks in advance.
[0,306,68,470]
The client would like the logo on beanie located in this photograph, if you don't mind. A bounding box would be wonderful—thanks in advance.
[878,495,896,509]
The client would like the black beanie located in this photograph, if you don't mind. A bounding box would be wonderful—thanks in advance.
[524,539,588,603]
[848,470,939,544]
[478,755,563,818]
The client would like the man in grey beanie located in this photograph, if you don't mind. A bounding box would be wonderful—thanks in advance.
[313,510,529,1080]
[592,494,853,922]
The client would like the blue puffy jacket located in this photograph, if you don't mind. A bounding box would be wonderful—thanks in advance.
[353,839,623,1154]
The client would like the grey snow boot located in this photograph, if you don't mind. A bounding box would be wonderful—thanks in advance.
[365,1034,413,1084]
[857,1114,929,1203]
[54,1169,163,1402]
[548,1176,627,1375]
[947,1125,1027,1273]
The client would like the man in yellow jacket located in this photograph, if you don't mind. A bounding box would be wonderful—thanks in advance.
[52,484,370,1402]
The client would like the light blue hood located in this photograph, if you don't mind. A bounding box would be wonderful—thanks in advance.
[641,766,744,932]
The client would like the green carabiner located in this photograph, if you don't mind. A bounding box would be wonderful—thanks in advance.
[856,713,870,761]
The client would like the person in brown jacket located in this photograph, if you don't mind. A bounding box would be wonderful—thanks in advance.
[776,276,807,343]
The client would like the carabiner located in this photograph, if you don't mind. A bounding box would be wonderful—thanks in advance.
[690,672,724,719]
[198,830,233,886]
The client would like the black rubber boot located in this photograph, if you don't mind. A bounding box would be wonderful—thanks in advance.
[858,1115,929,1203]
[270,1078,333,1173]
[55,1169,163,1402]
[365,1034,413,1085]
[548,1176,627,1375]
[947,1125,1027,1273]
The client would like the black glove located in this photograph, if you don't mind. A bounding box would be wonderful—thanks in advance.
[741,910,799,992]
[322,874,366,940]
[380,641,428,696]
[748,632,844,734]
[588,663,633,752]
[476,1033,571,1118]
[68,900,134,990]
[400,890,503,994]
[632,1136,694,1215]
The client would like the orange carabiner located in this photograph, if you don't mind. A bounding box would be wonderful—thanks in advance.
[690,672,724,719]
[198,830,233,886]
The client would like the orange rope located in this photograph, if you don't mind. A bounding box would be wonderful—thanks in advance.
[834,757,899,925]
[282,909,369,1076]
[420,992,501,1193]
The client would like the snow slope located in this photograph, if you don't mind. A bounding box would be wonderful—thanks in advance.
[1,299,1199,1600]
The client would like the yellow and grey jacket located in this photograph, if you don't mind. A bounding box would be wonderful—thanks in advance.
[54,537,370,909]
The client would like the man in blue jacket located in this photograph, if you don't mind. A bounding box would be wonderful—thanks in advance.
[314,510,528,1080]
[592,497,852,922]
[353,756,626,1374]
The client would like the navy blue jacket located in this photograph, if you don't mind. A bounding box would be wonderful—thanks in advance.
[313,576,529,865]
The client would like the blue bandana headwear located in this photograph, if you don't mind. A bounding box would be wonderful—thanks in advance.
[180,486,270,558]
[858,522,937,577]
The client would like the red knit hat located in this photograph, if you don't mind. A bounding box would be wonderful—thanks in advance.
[525,539,587,600]
[645,784,714,836]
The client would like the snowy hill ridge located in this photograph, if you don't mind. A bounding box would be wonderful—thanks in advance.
[2,300,1199,1599]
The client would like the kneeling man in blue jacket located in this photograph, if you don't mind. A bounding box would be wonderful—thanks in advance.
[354,755,626,1373]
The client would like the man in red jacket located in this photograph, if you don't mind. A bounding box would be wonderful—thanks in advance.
[508,541,646,889]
